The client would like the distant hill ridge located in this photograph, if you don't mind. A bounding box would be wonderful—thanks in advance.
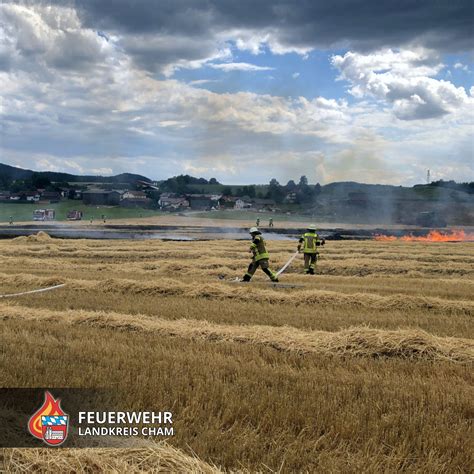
[0,162,151,184]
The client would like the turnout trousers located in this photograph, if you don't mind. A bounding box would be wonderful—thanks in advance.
[243,258,278,281]
[304,253,317,274]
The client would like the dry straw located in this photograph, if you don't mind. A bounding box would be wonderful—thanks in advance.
[1,272,473,315]
[1,303,472,363]
[1,443,222,473]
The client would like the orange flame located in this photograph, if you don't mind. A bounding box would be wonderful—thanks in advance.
[374,230,474,242]
[28,392,65,439]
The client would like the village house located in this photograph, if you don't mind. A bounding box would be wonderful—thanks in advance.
[234,198,252,210]
[220,196,238,209]
[0,191,11,201]
[25,192,41,202]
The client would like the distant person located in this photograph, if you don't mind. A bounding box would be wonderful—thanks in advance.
[256,218,260,226]
[269,218,274,227]
[241,227,279,282]
[297,225,325,275]
[9,216,13,225]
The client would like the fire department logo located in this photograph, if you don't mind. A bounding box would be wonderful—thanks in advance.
[28,391,69,446]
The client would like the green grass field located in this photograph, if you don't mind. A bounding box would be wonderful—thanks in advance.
[0,202,162,223]
[0,202,309,224]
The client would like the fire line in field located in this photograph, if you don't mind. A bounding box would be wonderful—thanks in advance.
[374,230,474,242]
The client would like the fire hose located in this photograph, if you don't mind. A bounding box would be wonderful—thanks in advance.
[0,283,66,298]
[275,251,299,277]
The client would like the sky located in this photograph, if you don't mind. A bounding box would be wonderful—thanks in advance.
[0,0,473,185]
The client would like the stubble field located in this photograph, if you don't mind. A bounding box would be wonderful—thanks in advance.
[1,232,473,472]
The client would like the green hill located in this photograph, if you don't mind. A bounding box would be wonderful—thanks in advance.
[0,163,151,185]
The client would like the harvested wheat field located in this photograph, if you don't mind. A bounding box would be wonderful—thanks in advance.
[1,233,473,472]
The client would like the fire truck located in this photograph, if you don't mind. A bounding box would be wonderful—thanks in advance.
[33,209,55,221]
[67,210,83,220]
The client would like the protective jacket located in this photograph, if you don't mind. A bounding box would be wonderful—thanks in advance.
[299,231,321,254]
[250,235,269,261]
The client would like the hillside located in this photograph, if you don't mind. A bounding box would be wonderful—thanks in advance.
[1,163,472,225]
[0,163,151,185]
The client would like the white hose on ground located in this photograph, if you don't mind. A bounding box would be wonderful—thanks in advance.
[275,251,299,277]
[0,283,66,298]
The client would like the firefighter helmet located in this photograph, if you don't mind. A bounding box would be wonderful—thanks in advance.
[307,224,317,231]
[249,227,260,234]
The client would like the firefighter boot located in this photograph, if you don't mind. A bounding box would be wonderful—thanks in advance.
[263,268,279,282]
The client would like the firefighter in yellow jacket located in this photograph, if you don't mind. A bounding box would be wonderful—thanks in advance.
[298,225,325,274]
[241,227,279,282]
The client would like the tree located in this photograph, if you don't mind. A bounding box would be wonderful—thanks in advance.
[299,175,308,187]
[286,180,296,191]
[209,177,219,185]
[241,185,256,198]
[314,183,321,196]
[267,179,285,203]
[31,173,51,189]
[296,185,316,204]
[222,186,233,196]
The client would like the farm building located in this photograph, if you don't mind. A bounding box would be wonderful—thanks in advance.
[41,191,61,202]
[158,196,190,210]
[120,197,153,208]
[82,190,121,205]
[251,198,276,210]
[186,194,222,210]
[122,190,147,200]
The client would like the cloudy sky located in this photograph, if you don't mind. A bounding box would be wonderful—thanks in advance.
[1,0,473,184]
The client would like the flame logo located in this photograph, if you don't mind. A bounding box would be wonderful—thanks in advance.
[28,391,65,439]
[374,230,474,242]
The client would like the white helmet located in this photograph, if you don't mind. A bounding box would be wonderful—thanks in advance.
[249,227,260,234]
[307,224,317,231]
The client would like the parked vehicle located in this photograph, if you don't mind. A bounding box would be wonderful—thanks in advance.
[33,209,55,221]
[67,210,83,220]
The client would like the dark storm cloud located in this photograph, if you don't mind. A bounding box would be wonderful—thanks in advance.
[7,0,472,75]
[73,0,473,51]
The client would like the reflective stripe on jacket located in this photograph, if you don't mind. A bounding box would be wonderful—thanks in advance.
[250,235,269,261]
[301,232,319,254]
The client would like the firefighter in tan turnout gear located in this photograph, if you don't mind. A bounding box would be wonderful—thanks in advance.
[241,227,279,282]
[298,225,325,275]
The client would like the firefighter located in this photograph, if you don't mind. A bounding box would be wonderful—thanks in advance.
[298,225,325,274]
[241,227,279,282]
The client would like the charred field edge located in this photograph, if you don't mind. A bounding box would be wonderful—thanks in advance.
[0,223,461,241]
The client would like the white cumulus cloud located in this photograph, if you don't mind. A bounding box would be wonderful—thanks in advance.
[332,48,472,120]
